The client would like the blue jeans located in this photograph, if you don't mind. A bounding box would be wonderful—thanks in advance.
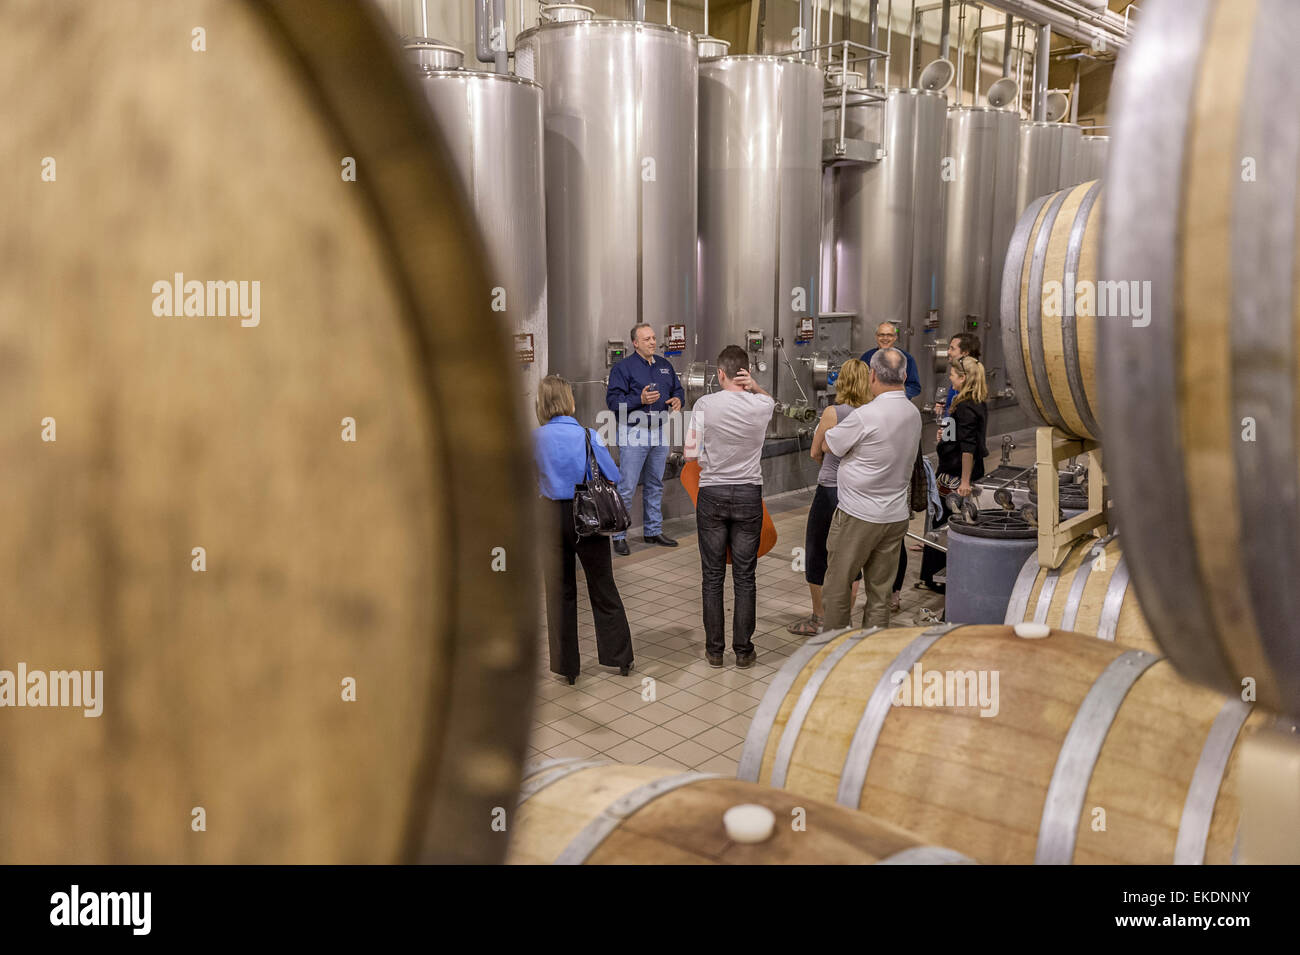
[614,431,670,540]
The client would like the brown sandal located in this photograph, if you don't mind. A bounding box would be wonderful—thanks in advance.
[787,614,824,636]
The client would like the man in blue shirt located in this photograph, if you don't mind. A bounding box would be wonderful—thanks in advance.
[606,323,685,555]
[860,322,921,401]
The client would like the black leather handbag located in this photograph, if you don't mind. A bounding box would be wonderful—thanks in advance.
[573,427,631,537]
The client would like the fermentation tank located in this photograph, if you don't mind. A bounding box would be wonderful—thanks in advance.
[1077,134,1109,181]
[985,107,1021,390]
[1058,122,1083,190]
[697,54,822,435]
[408,40,548,408]
[1014,120,1064,217]
[824,88,947,406]
[940,106,1019,395]
[516,14,697,431]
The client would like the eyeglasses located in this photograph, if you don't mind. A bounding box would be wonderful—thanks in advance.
[877,333,897,339]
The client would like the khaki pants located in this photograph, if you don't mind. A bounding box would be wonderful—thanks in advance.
[822,509,909,630]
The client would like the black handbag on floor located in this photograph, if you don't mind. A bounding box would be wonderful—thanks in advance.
[573,427,631,537]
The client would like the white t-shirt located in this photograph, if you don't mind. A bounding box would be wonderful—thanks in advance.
[686,390,775,487]
[823,390,921,523]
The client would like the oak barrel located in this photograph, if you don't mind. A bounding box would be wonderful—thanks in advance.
[740,624,1263,864]
[507,760,974,864]
[1001,179,1102,440]
[1099,0,1300,718]
[0,0,536,862]
[1004,535,1159,654]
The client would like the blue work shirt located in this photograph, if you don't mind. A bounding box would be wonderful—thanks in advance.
[533,416,621,501]
[606,352,684,431]
[860,346,922,400]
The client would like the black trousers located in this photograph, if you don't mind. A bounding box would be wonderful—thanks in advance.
[542,499,633,677]
[697,484,763,656]
[894,542,908,593]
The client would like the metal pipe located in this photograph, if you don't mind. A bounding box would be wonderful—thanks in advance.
[475,0,493,63]
[956,2,965,104]
[908,1,918,87]
[940,0,952,59]
[1070,57,1080,123]
[885,0,894,87]
[493,0,507,72]
[1016,20,1025,114]
[667,0,672,25]
[1033,23,1049,121]
[705,0,710,36]
[1002,14,1012,76]
[908,531,947,554]
[974,6,983,102]
[800,0,812,58]
[867,0,879,87]
[970,0,1128,50]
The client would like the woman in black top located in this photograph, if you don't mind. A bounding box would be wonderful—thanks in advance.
[917,356,988,593]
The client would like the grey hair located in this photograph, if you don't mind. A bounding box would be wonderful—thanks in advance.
[629,323,653,343]
[870,347,907,385]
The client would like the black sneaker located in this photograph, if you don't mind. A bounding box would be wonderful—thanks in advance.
[706,651,724,668]
[643,534,678,547]
[735,649,757,669]
[613,539,631,556]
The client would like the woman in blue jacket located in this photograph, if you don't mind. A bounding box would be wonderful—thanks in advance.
[533,375,634,684]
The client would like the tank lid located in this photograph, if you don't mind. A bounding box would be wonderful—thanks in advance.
[541,3,594,21]
[404,39,465,71]
[697,35,731,58]
[826,68,865,90]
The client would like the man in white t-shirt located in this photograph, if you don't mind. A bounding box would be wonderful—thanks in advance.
[684,345,775,668]
[821,347,922,630]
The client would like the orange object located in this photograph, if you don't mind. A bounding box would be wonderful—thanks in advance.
[680,460,778,562]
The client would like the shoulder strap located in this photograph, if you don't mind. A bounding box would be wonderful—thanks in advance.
[582,427,599,481]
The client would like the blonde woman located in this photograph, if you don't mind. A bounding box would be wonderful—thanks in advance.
[917,356,989,593]
[787,358,872,636]
[532,375,634,684]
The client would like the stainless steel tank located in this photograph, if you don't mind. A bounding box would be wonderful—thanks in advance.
[1078,134,1109,181]
[984,107,1021,394]
[1014,120,1064,217]
[408,40,549,409]
[698,55,822,435]
[516,15,697,431]
[824,88,948,405]
[1058,122,1083,190]
[940,107,1000,374]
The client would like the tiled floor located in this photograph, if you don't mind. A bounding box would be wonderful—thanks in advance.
[528,489,947,775]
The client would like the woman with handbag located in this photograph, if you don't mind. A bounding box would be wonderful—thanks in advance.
[532,375,634,684]
[917,356,989,594]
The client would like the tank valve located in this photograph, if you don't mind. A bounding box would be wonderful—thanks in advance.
[776,401,817,423]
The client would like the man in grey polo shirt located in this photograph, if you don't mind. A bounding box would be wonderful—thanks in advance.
[684,345,775,668]
[821,348,921,630]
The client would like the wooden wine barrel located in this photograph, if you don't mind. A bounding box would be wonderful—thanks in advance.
[1001,179,1102,440]
[1099,0,1300,718]
[507,759,975,864]
[0,0,537,863]
[1004,535,1159,654]
[739,624,1264,864]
